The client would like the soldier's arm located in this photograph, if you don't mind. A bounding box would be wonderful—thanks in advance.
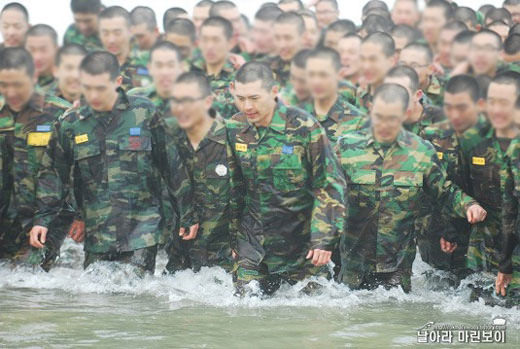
[225,127,244,252]
[308,123,346,251]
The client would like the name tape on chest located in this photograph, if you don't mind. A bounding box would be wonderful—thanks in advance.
[436,152,443,160]
[75,134,89,144]
[472,157,486,166]
[27,132,51,146]
[235,143,248,152]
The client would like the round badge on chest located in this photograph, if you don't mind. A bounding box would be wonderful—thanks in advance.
[215,164,228,176]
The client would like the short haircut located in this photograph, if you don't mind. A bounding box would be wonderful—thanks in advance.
[240,14,251,30]
[306,47,341,71]
[504,0,520,6]
[364,7,391,20]
[391,25,422,45]
[278,0,304,10]
[80,51,120,80]
[362,32,396,57]
[485,8,513,26]
[361,14,394,35]
[130,6,157,31]
[165,18,196,43]
[425,0,453,21]
[1,2,29,22]
[327,19,356,35]
[362,0,388,16]
[70,0,101,14]
[235,61,276,90]
[201,16,233,40]
[0,47,34,77]
[445,75,480,102]
[402,42,433,63]
[163,7,188,29]
[505,34,520,55]
[195,0,215,8]
[442,20,468,33]
[453,30,475,45]
[175,71,211,97]
[149,41,182,63]
[472,29,503,50]
[511,23,520,36]
[490,71,520,96]
[99,6,131,27]
[255,5,283,22]
[475,74,492,99]
[478,5,496,17]
[454,7,477,27]
[298,9,318,26]
[386,65,419,92]
[317,0,338,10]
[373,83,410,112]
[209,1,237,17]
[56,43,87,66]
[292,49,311,69]
[275,11,305,34]
[26,24,58,46]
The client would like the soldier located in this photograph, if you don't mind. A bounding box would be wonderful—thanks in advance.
[164,18,197,64]
[128,41,184,115]
[270,12,305,88]
[391,25,422,56]
[0,48,72,270]
[303,47,365,143]
[278,49,311,109]
[209,1,243,55]
[358,32,397,113]
[0,2,29,49]
[503,34,520,66]
[98,6,151,91]
[504,0,520,25]
[314,0,340,29]
[227,62,345,295]
[391,0,420,27]
[278,0,303,12]
[166,72,232,273]
[450,31,474,68]
[251,5,283,62]
[192,0,214,33]
[384,66,444,136]
[163,8,189,31]
[436,21,468,73]
[191,16,238,119]
[299,9,320,49]
[29,51,199,275]
[25,25,59,93]
[419,0,452,53]
[335,83,486,293]
[337,34,362,85]
[48,44,87,104]
[63,0,103,52]
[322,20,356,52]
[420,75,489,283]
[130,7,160,51]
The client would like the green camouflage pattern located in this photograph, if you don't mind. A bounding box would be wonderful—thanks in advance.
[34,88,195,255]
[424,75,445,107]
[226,102,346,281]
[355,85,372,114]
[63,24,103,52]
[278,84,310,109]
[120,50,152,91]
[403,104,445,136]
[37,75,57,94]
[338,79,362,109]
[335,128,477,291]
[127,84,170,116]
[268,56,291,88]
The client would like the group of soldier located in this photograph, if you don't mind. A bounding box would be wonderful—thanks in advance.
[0,0,520,305]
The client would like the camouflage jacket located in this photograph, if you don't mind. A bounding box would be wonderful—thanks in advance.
[355,85,373,114]
[225,102,346,270]
[424,75,445,107]
[278,84,310,109]
[120,52,152,92]
[127,85,170,116]
[339,79,362,109]
[0,128,7,219]
[335,129,477,285]
[268,56,291,88]
[34,88,195,254]
[190,57,238,119]
[403,103,445,136]
[63,24,103,52]
[301,93,367,143]
[0,91,71,229]
[37,75,57,94]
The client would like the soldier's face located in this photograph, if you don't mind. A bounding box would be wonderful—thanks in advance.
[25,35,57,77]
[274,23,303,61]
[437,29,458,68]
[370,97,406,143]
[392,35,409,57]
[487,82,517,131]
[306,57,339,100]
[302,16,319,49]
[200,26,231,65]
[469,34,501,76]
[73,13,98,37]
[315,2,338,28]
[383,76,416,116]
[55,54,84,101]
[80,72,120,112]
[323,30,344,51]
[279,2,301,12]
[218,7,241,39]
[0,68,35,112]
[233,80,278,126]
[164,33,194,61]
[488,24,509,43]
[149,49,183,97]
[99,17,132,58]
[192,5,210,32]
[0,9,29,48]
[289,64,310,101]
[451,42,470,67]
[252,20,275,55]
[171,82,212,130]
[444,92,479,134]
[399,49,430,89]
[131,23,157,51]
[504,4,520,24]
[361,42,395,86]
[338,37,361,78]
[419,7,447,47]
[391,0,420,27]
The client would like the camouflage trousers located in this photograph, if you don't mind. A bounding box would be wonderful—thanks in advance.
[466,217,502,273]
[84,245,158,275]
[339,268,412,293]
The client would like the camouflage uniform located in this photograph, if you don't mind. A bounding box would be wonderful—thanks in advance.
[119,50,152,91]
[63,24,103,52]
[226,102,346,294]
[403,103,445,136]
[355,85,373,114]
[127,85,170,116]
[301,93,367,143]
[0,91,73,270]
[190,57,238,119]
[335,129,477,292]
[268,56,291,89]
[34,88,195,274]
[424,75,445,107]
[166,114,232,273]
[278,84,310,109]
[339,80,362,109]
[37,75,57,94]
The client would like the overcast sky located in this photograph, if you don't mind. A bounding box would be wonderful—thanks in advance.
[3,0,507,43]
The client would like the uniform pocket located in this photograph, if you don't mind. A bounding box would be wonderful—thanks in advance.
[74,141,102,182]
[118,135,152,175]
[272,154,305,192]
[393,171,422,200]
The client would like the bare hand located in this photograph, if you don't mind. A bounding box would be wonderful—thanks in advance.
[306,249,332,266]
[229,53,246,70]
[495,272,513,297]
[29,225,49,249]
[466,204,487,224]
[68,220,85,242]
[179,223,199,240]
[440,237,457,253]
